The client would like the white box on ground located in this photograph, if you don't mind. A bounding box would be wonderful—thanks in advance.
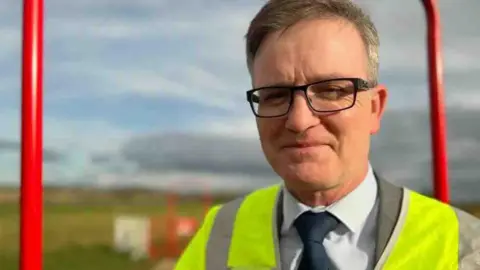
[114,215,150,260]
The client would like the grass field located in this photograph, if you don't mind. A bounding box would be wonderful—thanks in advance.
[0,203,166,270]
[0,187,478,270]
[0,187,223,270]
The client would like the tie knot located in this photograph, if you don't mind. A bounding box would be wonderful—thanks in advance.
[294,211,339,244]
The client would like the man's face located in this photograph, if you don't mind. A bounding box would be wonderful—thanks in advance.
[252,18,387,192]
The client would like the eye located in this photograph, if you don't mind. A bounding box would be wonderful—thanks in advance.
[309,81,355,100]
[319,89,343,100]
[255,88,290,104]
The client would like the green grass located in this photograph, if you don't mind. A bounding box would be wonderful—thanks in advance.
[0,245,155,270]
[0,201,208,270]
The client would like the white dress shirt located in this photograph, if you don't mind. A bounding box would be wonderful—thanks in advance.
[280,164,379,270]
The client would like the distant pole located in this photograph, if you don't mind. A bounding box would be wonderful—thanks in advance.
[166,192,179,256]
[20,0,43,269]
[422,0,449,203]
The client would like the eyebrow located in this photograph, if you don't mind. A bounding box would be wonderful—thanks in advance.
[305,73,354,83]
[259,73,353,88]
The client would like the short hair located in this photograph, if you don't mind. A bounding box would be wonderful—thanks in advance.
[245,0,380,85]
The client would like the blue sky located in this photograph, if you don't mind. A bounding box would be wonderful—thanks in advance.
[1,0,479,202]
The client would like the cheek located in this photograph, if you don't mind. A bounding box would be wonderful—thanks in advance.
[257,119,284,145]
[332,109,371,150]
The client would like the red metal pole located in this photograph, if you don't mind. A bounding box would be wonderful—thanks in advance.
[166,192,179,257]
[20,0,43,269]
[422,0,449,203]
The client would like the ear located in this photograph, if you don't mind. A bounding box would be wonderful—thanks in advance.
[370,84,388,135]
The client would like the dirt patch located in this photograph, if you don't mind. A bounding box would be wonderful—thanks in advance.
[152,259,177,270]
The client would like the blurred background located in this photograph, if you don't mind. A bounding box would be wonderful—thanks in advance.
[0,0,479,269]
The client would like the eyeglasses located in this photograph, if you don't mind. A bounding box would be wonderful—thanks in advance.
[246,78,372,118]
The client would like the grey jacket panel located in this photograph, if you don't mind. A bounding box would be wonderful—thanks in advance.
[206,197,244,270]
[374,176,404,264]
[454,207,480,269]
[206,189,283,270]
[373,187,410,270]
[272,189,283,270]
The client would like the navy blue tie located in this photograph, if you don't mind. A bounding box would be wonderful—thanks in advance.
[294,211,339,270]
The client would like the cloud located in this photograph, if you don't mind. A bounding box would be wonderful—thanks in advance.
[90,153,113,165]
[354,0,480,110]
[19,0,480,113]
[93,171,279,194]
[0,138,63,163]
[0,108,133,154]
[92,65,238,111]
[43,149,64,163]
[370,107,480,201]
[120,132,274,177]
[0,108,134,185]
[190,115,259,139]
[0,139,18,151]
[81,107,480,202]
[34,0,258,110]
[0,26,20,63]
[1,0,479,204]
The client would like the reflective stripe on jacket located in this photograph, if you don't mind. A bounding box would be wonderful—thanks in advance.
[175,177,480,270]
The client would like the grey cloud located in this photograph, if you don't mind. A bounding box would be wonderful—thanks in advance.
[115,108,480,202]
[43,149,64,163]
[0,138,63,163]
[90,152,138,175]
[10,0,476,111]
[370,108,480,202]
[360,0,480,109]
[377,67,480,110]
[121,133,275,177]
[91,153,113,164]
[44,0,257,41]
[0,139,18,151]
[362,0,480,42]
[33,0,258,111]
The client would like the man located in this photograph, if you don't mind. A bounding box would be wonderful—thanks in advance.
[175,0,480,269]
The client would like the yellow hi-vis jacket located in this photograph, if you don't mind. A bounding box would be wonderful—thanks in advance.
[175,176,480,270]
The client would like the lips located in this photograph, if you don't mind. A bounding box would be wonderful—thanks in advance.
[282,141,326,148]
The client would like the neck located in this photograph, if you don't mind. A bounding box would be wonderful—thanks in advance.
[287,164,369,207]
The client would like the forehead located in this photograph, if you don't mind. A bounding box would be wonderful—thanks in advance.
[252,18,369,87]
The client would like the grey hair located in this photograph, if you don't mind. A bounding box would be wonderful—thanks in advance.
[245,0,380,85]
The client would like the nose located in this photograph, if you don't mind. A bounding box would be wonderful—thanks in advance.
[285,92,321,133]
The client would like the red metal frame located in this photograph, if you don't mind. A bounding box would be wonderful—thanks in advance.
[149,180,213,259]
[20,0,43,269]
[422,0,450,203]
[17,0,449,268]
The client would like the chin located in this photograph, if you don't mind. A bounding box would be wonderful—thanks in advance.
[276,160,341,190]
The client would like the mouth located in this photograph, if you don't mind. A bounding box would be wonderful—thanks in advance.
[282,141,328,149]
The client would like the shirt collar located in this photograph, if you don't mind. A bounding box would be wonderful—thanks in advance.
[281,163,378,234]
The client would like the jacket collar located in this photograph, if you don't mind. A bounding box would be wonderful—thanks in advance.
[273,170,403,267]
[281,164,378,235]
